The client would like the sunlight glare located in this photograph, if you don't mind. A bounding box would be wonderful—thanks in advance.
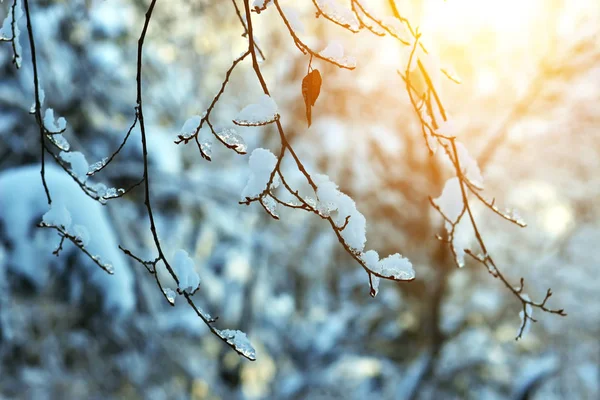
[422,0,542,39]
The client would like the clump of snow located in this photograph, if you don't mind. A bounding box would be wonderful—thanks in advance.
[282,6,305,34]
[252,0,270,12]
[43,108,67,133]
[218,329,256,360]
[72,224,90,247]
[173,249,200,294]
[455,142,484,188]
[42,203,72,229]
[315,0,359,32]
[435,118,457,137]
[179,115,201,139]
[433,177,472,267]
[319,41,356,69]
[379,253,414,280]
[233,94,279,126]
[336,193,367,251]
[381,16,411,42]
[313,174,366,251]
[60,151,89,183]
[433,177,463,229]
[361,250,414,296]
[242,148,277,199]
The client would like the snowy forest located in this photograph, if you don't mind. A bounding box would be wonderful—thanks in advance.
[0,0,599,398]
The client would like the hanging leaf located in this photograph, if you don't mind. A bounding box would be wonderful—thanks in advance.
[302,69,322,127]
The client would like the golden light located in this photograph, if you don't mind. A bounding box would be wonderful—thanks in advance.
[412,0,561,96]
[421,0,543,39]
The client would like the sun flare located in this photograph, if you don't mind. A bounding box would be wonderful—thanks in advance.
[422,0,543,38]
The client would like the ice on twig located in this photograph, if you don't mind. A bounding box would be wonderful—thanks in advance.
[47,133,70,151]
[163,288,176,305]
[217,329,256,361]
[216,128,247,154]
[88,157,109,176]
[260,196,279,219]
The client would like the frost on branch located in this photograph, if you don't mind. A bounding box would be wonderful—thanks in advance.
[173,249,200,294]
[233,94,279,126]
[319,40,356,69]
[217,329,256,361]
[242,148,278,199]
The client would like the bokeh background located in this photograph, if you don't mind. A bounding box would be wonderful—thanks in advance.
[0,0,599,398]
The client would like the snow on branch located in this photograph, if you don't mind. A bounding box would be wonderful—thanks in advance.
[38,204,114,275]
[401,32,566,338]
[0,0,23,67]
[4,0,568,361]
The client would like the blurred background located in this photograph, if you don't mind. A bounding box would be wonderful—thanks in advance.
[0,0,599,398]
